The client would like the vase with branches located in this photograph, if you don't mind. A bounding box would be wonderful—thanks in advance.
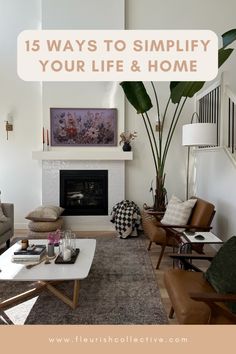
[120,29,236,211]
[119,131,137,151]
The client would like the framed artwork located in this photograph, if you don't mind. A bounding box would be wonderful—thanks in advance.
[50,108,117,146]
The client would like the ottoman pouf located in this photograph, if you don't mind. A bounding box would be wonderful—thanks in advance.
[28,217,64,233]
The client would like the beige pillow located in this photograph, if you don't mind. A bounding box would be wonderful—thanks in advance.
[28,218,64,232]
[0,204,8,222]
[25,205,64,222]
[161,195,197,230]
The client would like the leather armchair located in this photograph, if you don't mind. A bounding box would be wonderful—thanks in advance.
[164,253,236,324]
[0,203,14,248]
[142,197,215,269]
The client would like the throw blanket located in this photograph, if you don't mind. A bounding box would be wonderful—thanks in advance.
[111,200,141,238]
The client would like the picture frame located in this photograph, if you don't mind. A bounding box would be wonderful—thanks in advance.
[50,108,117,146]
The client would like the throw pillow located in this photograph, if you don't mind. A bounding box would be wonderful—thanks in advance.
[0,204,8,222]
[25,205,64,222]
[161,195,197,230]
[205,236,236,314]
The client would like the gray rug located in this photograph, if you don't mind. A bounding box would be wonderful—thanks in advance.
[0,235,168,325]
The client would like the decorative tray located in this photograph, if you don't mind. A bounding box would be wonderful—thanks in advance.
[55,248,80,264]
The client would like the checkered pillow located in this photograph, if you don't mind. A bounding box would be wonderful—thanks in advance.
[161,196,197,229]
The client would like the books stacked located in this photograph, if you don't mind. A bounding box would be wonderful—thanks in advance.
[12,244,46,263]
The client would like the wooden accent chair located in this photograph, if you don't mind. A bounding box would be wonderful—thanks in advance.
[164,236,236,324]
[141,197,215,269]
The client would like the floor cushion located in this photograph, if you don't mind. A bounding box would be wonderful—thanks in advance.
[28,217,64,232]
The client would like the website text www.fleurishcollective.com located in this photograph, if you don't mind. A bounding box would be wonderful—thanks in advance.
[48,335,189,345]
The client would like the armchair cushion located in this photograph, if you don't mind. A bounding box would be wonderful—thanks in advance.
[164,269,213,323]
[0,204,8,222]
[205,236,236,313]
[161,196,197,231]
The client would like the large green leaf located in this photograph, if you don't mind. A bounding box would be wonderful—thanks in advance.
[170,81,205,104]
[169,82,179,91]
[218,47,234,67]
[170,46,235,103]
[222,29,236,48]
[120,81,153,114]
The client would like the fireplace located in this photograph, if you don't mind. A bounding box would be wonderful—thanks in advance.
[60,170,108,216]
[41,160,125,230]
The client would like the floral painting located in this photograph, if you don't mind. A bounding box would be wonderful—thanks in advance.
[50,108,117,146]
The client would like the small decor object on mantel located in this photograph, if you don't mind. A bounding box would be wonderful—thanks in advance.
[42,126,46,151]
[46,129,50,150]
[119,131,137,151]
[42,127,50,151]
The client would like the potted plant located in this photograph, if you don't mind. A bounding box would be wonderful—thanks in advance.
[120,29,236,211]
[119,131,137,151]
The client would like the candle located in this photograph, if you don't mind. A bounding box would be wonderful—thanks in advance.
[43,127,45,144]
[47,129,49,146]
[63,248,71,261]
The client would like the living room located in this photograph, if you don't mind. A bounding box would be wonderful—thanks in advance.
[0,0,236,335]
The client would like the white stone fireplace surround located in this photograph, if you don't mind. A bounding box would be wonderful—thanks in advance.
[34,150,133,231]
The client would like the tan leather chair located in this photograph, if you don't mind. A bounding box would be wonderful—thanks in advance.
[164,250,236,324]
[142,197,215,269]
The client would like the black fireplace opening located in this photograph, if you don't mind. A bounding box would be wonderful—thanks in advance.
[60,170,108,216]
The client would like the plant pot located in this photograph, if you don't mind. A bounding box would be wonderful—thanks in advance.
[122,142,131,151]
[47,243,55,257]
[153,174,167,212]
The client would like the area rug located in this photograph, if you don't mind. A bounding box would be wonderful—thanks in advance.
[0,235,168,325]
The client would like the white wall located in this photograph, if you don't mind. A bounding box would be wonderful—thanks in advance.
[125,0,236,210]
[42,0,124,30]
[0,0,42,228]
[196,148,236,241]
[42,0,125,140]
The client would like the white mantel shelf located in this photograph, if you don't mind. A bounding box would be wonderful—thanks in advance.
[32,150,133,161]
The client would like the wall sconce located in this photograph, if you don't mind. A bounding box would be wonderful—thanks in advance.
[5,115,13,140]
[155,114,163,132]
[155,121,162,132]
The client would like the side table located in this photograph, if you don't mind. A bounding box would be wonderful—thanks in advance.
[180,231,223,252]
[173,231,223,269]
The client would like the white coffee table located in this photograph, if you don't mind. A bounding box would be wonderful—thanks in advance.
[0,239,96,310]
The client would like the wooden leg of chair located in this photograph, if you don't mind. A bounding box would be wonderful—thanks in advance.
[156,244,166,269]
[169,306,175,319]
[147,241,152,251]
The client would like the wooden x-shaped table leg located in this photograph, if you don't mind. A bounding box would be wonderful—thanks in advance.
[0,280,80,311]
